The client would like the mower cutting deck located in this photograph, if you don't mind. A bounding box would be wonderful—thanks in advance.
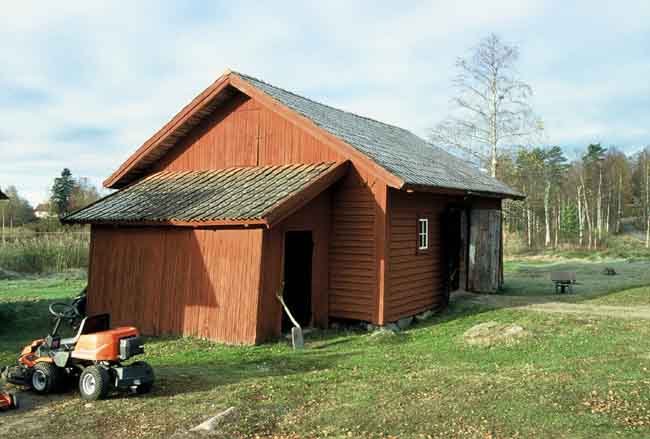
[2,293,154,400]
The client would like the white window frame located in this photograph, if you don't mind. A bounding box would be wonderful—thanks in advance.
[418,218,429,251]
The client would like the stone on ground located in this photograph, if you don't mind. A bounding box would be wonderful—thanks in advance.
[189,407,238,433]
[368,328,398,343]
[383,322,400,332]
[463,321,529,347]
[397,316,413,330]
[415,310,434,321]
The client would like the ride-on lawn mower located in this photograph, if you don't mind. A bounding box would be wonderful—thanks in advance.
[1,293,154,400]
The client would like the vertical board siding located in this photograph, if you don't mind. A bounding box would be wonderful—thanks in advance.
[328,169,377,321]
[152,91,379,323]
[257,191,331,341]
[88,225,264,344]
[386,190,445,322]
[90,91,387,340]
[155,92,340,172]
[467,209,502,293]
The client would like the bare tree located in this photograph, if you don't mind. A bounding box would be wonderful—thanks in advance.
[430,33,542,177]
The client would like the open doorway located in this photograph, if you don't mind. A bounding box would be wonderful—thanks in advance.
[442,209,463,295]
[282,231,313,332]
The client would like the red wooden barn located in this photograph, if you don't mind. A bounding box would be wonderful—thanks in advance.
[64,70,522,344]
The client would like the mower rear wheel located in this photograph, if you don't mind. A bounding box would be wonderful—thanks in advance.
[31,362,63,394]
[79,366,110,400]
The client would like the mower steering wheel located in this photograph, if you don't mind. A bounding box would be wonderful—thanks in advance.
[49,302,81,319]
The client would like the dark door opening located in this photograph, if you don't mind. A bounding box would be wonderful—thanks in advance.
[442,209,463,296]
[282,231,313,332]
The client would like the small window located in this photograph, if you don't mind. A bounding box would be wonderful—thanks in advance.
[418,218,429,250]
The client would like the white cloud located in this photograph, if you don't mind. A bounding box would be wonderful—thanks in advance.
[0,0,649,205]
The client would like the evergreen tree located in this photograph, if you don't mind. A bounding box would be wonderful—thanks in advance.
[51,168,75,216]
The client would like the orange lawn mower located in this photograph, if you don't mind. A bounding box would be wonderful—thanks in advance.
[1,293,154,401]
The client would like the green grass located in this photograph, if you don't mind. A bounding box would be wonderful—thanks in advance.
[502,258,650,301]
[3,276,650,438]
[584,286,650,307]
[0,231,89,274]
[0,276,85,342]
[0,276,85,302]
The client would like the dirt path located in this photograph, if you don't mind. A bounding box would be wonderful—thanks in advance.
[0,391,71,434]
[453,291,650,320]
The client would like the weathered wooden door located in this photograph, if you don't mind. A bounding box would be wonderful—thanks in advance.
[467,209,502,293]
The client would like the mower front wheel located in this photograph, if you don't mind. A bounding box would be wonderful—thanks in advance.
[79,365,110,400]
[31,362,63,394]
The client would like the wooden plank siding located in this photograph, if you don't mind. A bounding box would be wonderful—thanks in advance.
[328,168,378,322]
[154,93,341,172]
[257,190,331,341]
[85,77,515,344]
[88,226,264,344]
[89,89,379,342]
[385,189,447,322]
[150,91,380,324]
[467,209,502,293]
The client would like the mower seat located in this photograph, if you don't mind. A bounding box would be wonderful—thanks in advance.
[60,314,111,349]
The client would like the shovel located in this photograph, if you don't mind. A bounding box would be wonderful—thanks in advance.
[275,284,304,350]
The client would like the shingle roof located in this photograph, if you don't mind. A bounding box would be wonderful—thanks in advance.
[235,72,522,198]
[64,162,339,224]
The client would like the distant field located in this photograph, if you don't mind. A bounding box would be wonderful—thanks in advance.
[3,272,650,438]
[503,258,650,302]
[0,228,89,274]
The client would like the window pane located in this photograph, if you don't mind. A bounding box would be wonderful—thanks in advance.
[418,218,428,250]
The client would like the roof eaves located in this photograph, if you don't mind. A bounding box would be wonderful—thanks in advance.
[63,218,269,228]
[402,183,525,200]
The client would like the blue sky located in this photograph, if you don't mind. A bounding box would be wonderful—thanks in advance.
[1,1,649,205]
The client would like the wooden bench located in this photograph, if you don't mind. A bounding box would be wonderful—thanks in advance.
[550,271,576,294]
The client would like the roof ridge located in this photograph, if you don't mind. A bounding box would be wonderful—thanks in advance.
[231,71,415,136]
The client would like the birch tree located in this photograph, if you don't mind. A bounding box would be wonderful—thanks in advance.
[430,33,542,177]
[541,146,568,247]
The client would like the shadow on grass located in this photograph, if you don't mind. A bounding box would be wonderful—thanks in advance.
[149,348,359,397]
[0,389,73,418]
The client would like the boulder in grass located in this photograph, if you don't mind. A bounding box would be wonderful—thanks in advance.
[463,321,529,347]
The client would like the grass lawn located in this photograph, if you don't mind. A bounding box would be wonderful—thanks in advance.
[584,286,650,307]
[2,275,650,438]
[502,258,650,303]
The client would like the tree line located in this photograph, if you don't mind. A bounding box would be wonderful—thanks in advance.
[430,33,648,251]
[498,144,650,250]
[0,168,101,228]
